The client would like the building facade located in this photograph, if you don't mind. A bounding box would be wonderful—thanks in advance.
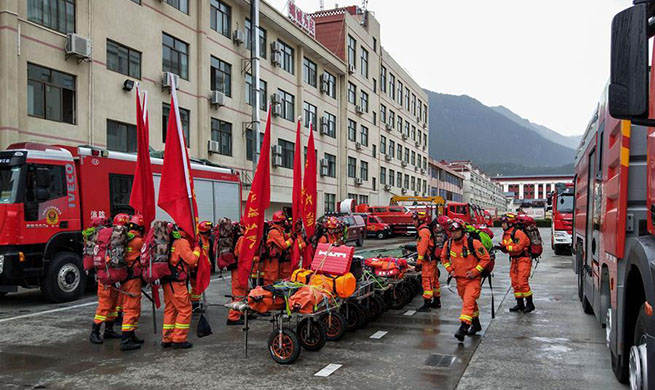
[428,158,464,202]
[492,174,574,201]
[0,0,427,218]
[446,160,507,214]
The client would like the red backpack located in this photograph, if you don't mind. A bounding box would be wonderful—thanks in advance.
[215,218,237,270]
[514,216,543,259]
[140,221,174,283]
[95,226,129,285]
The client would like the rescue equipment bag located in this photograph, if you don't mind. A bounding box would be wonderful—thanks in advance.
[140,221,174,283]
[96,225,129,285]
[216,217,237,270]
[310,243,354,275]
[308,273,357,298]
[83,226,102,271]
[446,235,495,278]
[247,286,285,313]
[288,286,331,314]
[291,268,314,284]
[514,216,543,259]
[364,257,408,277]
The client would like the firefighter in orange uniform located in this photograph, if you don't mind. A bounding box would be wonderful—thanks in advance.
[112,213,130,329]
[228,224,248,325]
[161,227,201,349]
[190,221,213,311]
[279,219,306,279]
[431,217,450,307]
[119,215,146,351]
[89,213,129,345]
[318,217,343,245]
[414,213,439,312]
[499,213,535,313]
[265,211,293,285]
[441,219,491,342]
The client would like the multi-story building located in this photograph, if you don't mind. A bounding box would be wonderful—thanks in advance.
[0,0,427,217]
[492,174,574,200]
[428,158,464,202]
[446,160,507,214]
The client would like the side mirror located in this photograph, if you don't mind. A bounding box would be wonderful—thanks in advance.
[36,188,49,202]
[608,3,649,119]
[35,167,51,188]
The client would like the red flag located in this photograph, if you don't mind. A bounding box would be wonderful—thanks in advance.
[292,119,303,227]
[302,125,317,265]
[129,87,155,232]
[194,238,211,295]
[158,74,199,239]
[152,284,161,309]
[237,107,272,286]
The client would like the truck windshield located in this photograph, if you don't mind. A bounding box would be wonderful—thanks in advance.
[557,195,574,213]
[0,166,21,204]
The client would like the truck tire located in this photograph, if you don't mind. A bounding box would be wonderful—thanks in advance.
[42,251,86,303]
[377,231,386,240]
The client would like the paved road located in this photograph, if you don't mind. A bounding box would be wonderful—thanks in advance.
[0,229,626,390]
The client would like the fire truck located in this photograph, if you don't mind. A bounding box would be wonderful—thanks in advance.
[548,182,574,255]
[0,143,241,302]
[573,3,655,388]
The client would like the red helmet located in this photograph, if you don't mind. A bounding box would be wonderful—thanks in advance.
[437,216,450,227]
[198,221,213,233]
[448,219,465,232]
[90,217,111,228]
[500,213,518,225]
[272,211,286,224]
[129,214,145,227]
[113,213,130,226]
[325,216,339,230]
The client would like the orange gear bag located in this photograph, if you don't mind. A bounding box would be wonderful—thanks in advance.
[291,268,314,284]
[288,286,331,314]
[309,272,357,298]
[247,286,285,314]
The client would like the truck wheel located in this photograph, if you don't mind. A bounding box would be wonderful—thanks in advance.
[377,231,386,240]
[42,252,86,303]
[628,304,649,387]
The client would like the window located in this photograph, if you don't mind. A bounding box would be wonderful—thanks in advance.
[398,172,403,188]
[131,0,140,3]
[389,73,395,100]
[380,135,386,154]
[348,119,357,142]
[348,193,357,201]
[166,0,188,13]
[325,193,336,213]
[411,125,416,141]
[279,40,294,74]
[388,140,395,158]
[278,89,294,121]
[210,56,231,96]
[411,176,416,191]
[211,118,232,156]
[245,74,267,111]
[347,35,356,67]
[245,18,267,58]
[373,37,377,52]
[411,151,416,166]
[107,120,136,153]
[27,0,75,34]
[324,71,336,99]
[418,130,422,144]
[324,112,336,138]
[405,121,410,137]
[360,48,368,78]
[373,112,377,126]
[348,83,357,104]
[246,129,264,161]
[360,125,368,146]
[404,147,409,163]
[107,40,141,79]
[303,102,317,129]
[418,99,423,120]
[162,103,190,145]
[360,91,369,112]
[373,78,377,93]
[404,174,409,189]
[397,116,403,132]
[398,81,403,105]
[397,144,402,160]
[162,33,188,79]
[325,153,336,177]
[210,0,231,37]
[372,144,376,158]
[417,155,422,168]
[389,169,395,186]
[359,195,369,205]
[27,64,75,124]
[380,66,387,93]
[360,161,368,181]
[303,58,317,87]
[108,174,134,218]
[348,157,357,178]
[412,94,417,115]
[389,110,395,129]
[278,139,294,169]
[424,133,427,146]
[380,167,386,185]
[424,104,428,122]
[405,88,410,110]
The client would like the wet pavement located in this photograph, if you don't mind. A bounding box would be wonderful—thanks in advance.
[0,229,626,390]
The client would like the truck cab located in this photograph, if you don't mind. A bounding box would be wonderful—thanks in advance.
[550,183,574,255]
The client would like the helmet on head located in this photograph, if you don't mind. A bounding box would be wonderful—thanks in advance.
[325,216,339,230]
[113,213,130,226]
[437,216,450,227]
[272,211,286,224]
[448,219,465,232]
[128,214,145,228]
[198,221,213,234]
[500,213,518,225]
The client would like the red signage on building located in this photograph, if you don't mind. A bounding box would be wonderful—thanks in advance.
[288,2,316,37]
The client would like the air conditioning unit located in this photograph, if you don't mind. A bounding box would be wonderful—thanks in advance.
[384,154,392,161]
[320,117,330,135]
[272,145,283,167]
[270,93,282,117]
[415,141,421,147]
[65,33,92,60]
[320,159,329,176]
[385,122,393,131]
[420,168,426,174]
[272,51,282,67]
[402,133,409,140]
[401,187,408,194]
[384,184,392,191]
[355,105,364,115]
[422,144,426,151]
[320,73,330,94]
[414,191,420,196]
[208,140,220,154]
[414,165,418,171]
[423,122,427,129]
[355,142,362,150]
[401,161,408,167]
[272,104,282,117]
[162,72,179,91]
[348,63,355,74]
[355,177,363,185]
[210,90,225,107]
[272,155,283,167]
[233,29,246,45]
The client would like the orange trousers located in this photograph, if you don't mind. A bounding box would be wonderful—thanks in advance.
[120,278,141,332]
[162,281,192,343]
[228,268,247,321]
[278,261,292,281]
[94,283,119,324]
[510,257,532,298]
[263,258,279,286]
[421,259,441,299]
[456,277,481,324]
[189,273,201,302]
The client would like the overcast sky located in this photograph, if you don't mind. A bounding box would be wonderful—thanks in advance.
[268,0,631,136]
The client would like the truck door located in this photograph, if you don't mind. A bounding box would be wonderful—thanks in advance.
[23,163,69,243]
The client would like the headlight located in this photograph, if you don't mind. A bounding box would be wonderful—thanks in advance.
[0,254,4,274]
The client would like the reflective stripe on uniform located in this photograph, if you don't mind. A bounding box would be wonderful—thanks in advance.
[473,311,480,318]
[475,265,484,273]
[508,245,513,252]
[192,251,200,257]
[122,324,136,331]
[190,294,201,299]
[175,322,190,329]
[424,290,433,297]
[459,314,472,322]
[514,292,524,298]
[94,315,106,321]
[163,323,175,330]
[418,255,424,260]
[524,290,533,297]
[443,262,451,268]
[450,251,457,257]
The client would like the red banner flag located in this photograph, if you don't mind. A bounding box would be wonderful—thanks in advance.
[292,119,303,227]
[157,74,198,239]
[129,87,155,232]
[237,107,272,286]
[302,124,317,238]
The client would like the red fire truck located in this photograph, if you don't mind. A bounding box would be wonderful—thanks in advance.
[0,143,241,302]
[549,183,574,255]
[574,3,655,387]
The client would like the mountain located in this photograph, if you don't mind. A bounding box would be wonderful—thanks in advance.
[425,90,576,176]
[491,105,582,150]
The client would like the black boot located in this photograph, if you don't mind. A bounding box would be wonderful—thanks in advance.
[467,317,482,336]
[172,341,193,349]
[89,323,103,344]
[417,299,432,312]
[103,321,121,339]
[509,298,525,312]
[430,296,441,309]
[455,321,469,342]
[114,313,123,327]
[523,296,536,313]
[120,331,142,351]
[130,332,144,344]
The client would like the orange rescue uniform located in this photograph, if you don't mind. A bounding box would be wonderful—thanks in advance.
[229,236,248,321]
[189,235,210,303]
[265,224,292,285]
[120,231,143,333]
[318,233,341,245]
[441,237,491,324]
[417,224,440,300]
[501,226,532,299]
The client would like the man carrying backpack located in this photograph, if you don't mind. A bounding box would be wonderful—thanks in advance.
[264,211,293,285]
[162,227,201,349]
[228,223,248,326]
[119,215,146,351]
[441,219,491,342]
[190,221,213,312]
[414,213,440,312]
[499,213,535,313]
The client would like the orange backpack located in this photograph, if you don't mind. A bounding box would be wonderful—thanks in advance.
[247,286,285,314]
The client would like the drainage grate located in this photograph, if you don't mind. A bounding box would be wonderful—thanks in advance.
[425,354,456,368]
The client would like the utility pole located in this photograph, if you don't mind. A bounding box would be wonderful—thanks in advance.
[251,0,261,173]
